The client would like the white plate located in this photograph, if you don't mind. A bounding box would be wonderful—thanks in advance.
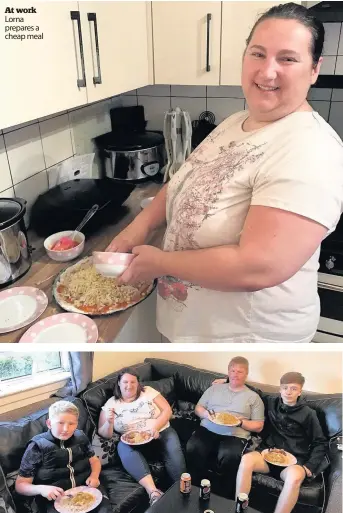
[0,287,48,334]
[121,430,154,446]
[54,486,102,513]
[209,412,241,427]
[262,449,297,467]
[19,313,98,343]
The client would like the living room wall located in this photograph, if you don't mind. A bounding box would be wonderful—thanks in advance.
[93,350,342,394]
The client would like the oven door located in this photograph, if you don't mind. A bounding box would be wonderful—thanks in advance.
[313,278,343,342]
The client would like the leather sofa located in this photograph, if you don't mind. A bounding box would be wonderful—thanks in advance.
[0,358,341,513]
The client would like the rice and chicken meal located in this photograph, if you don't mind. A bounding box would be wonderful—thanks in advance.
[264,448,288,465]
[122,430,152,444]
[59,491,95,512]
[55,258,152,314]
[211,412,240,425]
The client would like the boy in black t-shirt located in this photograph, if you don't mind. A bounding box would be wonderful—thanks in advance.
[235,372,328,513]
[15,400,111,513]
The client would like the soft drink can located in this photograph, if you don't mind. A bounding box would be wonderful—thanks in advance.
[204,510,215,513]
[200,479,211,500]
[235,493,249,512]
[180,473,191,494]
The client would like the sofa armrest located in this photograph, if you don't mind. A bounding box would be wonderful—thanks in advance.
[325,450,342,513]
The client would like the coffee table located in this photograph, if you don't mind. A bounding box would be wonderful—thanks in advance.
[144,482,262,513]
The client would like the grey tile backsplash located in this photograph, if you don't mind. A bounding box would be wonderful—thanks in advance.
[1,83,342,228]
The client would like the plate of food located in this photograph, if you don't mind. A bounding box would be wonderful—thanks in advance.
[262,448,297,467]
[121,430,154,446]
[53,257,156,316]
[209,412,241,427]
[54,486,102,513]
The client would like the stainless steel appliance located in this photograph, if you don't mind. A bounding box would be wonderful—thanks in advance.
[313,220,343,342]
[0,198,31,287]
[95,105,166,183]
[95,130,166,182]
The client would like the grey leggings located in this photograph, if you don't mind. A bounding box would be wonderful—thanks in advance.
[117,427,186,483]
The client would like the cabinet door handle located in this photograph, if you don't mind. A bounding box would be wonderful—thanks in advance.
[70,10,86,88]
[206,13,212,72]
[87,12,102,85]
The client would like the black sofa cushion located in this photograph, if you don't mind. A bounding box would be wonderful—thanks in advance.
[82,362,152,429]
[303,396,342,439]
[141,377,176,406]
[252,472,324,508]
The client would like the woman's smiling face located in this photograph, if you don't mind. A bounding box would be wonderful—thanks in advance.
[119,373,139,401]
[241,18,322,123]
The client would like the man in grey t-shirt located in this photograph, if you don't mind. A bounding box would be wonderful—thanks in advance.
[186,357,264,493]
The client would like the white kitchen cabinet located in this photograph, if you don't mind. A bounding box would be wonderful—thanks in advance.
[152,1,221,85]
[221,1,292,85]
[80,1,151,103]
[0,2,87,129]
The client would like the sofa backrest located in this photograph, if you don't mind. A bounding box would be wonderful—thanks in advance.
[144,358,342,439]
[0,397,88,476]
[80,362,153,429]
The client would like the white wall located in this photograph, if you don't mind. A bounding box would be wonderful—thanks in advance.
[92,352,152,381]
[92,350,342,394]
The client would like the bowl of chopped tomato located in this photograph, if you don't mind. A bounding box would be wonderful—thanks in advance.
[44,230,85,262]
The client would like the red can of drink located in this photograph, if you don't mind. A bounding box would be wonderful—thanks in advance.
[180,473,191,494]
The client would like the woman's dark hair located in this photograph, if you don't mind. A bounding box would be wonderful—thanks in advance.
[246,2,324,65]
[113,368,145,401]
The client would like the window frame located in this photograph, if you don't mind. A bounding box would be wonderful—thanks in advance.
[0,352,71,414]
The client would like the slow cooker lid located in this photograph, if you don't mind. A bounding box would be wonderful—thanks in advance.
[95,130,164,151]
[0,198,26,230]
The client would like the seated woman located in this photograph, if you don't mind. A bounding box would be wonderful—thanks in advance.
[98,368,186,506]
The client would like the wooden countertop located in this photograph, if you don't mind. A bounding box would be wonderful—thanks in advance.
[0,182,164,343]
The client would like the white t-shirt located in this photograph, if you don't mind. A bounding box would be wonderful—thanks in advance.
[102,386,170,434]
[156,110,343,343]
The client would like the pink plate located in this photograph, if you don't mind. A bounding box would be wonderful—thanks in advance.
[54,486,103,513]
[0,287,48,334]
[92,251,134,265]
[19,313,98,343]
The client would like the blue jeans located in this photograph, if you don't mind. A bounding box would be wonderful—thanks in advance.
[117,426,186,483]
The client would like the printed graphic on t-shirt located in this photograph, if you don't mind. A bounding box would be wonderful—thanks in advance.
[158,132,265,312]
[114,399,157,432]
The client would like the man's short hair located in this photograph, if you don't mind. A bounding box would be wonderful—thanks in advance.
[228,356,249,371]
[49,401,79,419]
[280,372,305,387]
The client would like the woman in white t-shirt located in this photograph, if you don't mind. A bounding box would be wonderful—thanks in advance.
[98,369,185,506]
[107,3,343,343]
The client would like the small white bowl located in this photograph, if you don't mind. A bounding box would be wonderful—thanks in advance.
[44,230,85,262]
[140,196,155,209]
[93,251,134,278]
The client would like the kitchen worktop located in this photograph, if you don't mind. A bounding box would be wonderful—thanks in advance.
[0,182,164,343]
